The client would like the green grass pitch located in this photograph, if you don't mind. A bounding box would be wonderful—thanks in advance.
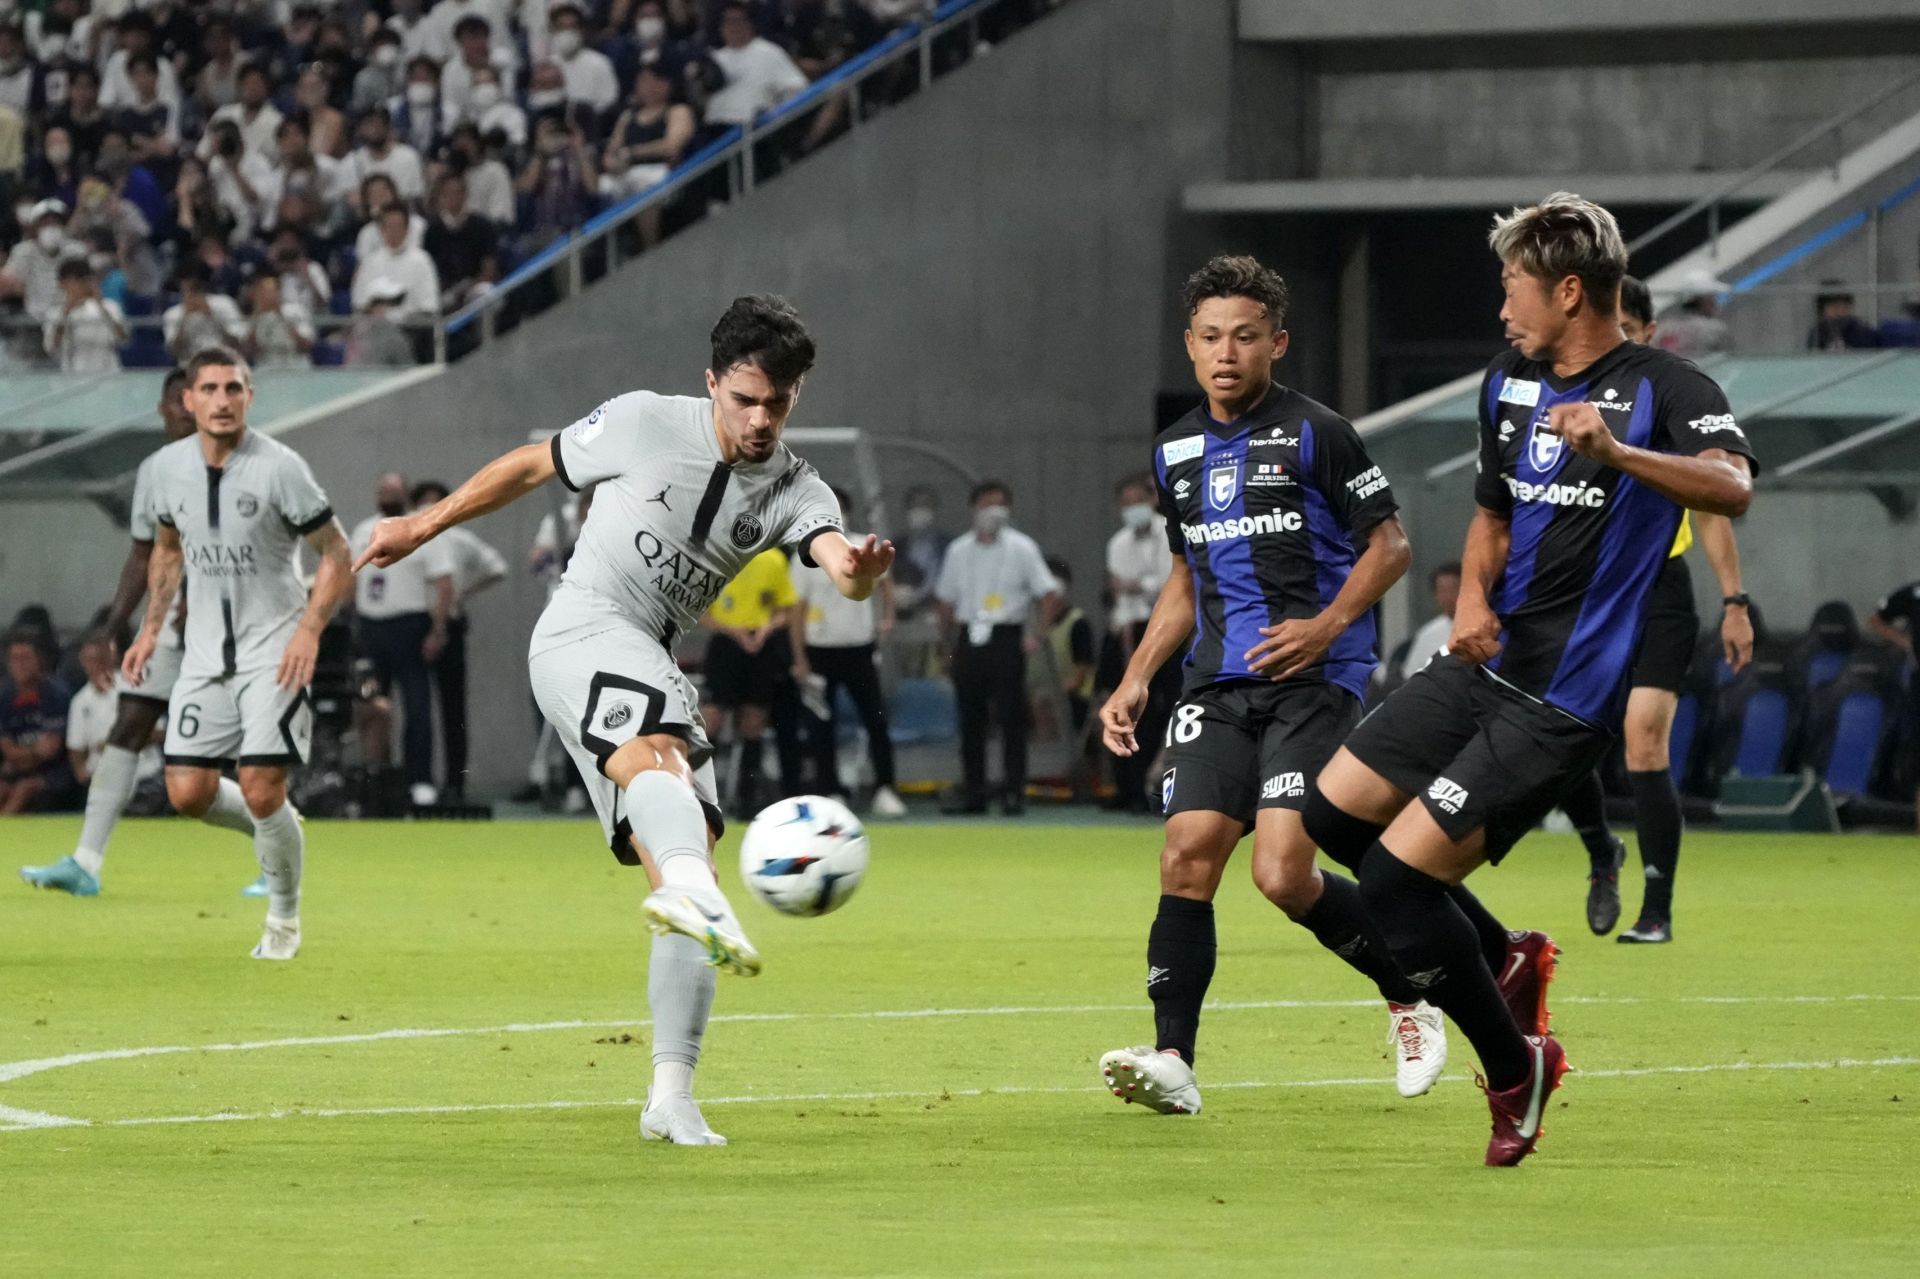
[3,817,1916,1276]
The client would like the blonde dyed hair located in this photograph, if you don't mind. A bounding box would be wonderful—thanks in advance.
[1489,192,1628,317]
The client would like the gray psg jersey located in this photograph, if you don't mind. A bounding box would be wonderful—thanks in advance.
[148,430,334,676]
[129,448,188,649]
[546,391,842,643]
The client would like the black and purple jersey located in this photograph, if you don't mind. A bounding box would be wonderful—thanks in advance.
[1152,387,1399,698]
[1474,342,1758,727]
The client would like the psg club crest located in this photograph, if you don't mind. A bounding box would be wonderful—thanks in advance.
[602,702,632,730]
[236,493,259,517]
[1528,420,1564,471]
[730,513,764,549]
[1207,459,1240,512]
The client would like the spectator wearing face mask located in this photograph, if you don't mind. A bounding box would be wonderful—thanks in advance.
[44,257,127,373]
[393,56,450,157]
[460,64,528,148]
[547,2,620,120]
[892,484,949,616]
[440,16,518,125]
[1102,473,1175,813]
[0,200,81,328]
[354,30,409,114]
[517,110,597,248]
[614,0,698,89]
[28,125,81,209]
[934,479,1059,816]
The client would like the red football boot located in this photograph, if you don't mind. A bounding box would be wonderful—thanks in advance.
[1481,1034,1570,1167]
[1494,929,1560,1035]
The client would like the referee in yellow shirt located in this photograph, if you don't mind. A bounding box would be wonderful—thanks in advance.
[702,548,800,819]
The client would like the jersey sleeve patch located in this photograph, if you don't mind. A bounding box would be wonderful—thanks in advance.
[1161,435,1205,466]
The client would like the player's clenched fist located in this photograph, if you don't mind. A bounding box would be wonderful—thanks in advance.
[1448,596,1503,666]
[1540,402,1622,465]
[1100,678,1148,757]
[352,515,424,571]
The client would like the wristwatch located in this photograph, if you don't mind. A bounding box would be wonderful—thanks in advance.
[1723,593,1752,609]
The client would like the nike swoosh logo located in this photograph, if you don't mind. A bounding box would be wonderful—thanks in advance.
[696,905,725,923]
[1502,951,1527,986]
[1517,1042,1546,1139]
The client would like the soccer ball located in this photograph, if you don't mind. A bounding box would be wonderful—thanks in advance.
[738,795,870,917]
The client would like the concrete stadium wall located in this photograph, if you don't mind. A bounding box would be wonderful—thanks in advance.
[1239,0,1920,43]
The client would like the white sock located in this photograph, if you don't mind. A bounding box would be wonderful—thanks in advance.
[651,1058,696,1098]
[73,745,141,876]
[203,778,257,836]
[252,801,304,920]
[626,771,717,894]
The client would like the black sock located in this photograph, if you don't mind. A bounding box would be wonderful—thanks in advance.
[1359,846,1530,1090]
[1628,768,1683,921]
[1147,894,1216,1066]
[1445,882,1510,971]
[1302,787,1385,872]
[1298,871,1419,1005]
[1559,770,1619,868]
[737,739,764,806]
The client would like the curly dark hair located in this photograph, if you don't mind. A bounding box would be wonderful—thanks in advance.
[709,294,817,386]
[1180,255,1289,327]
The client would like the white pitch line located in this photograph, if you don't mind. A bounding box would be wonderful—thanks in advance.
[5,1055,1914,1135]
[2,993,1914,1132]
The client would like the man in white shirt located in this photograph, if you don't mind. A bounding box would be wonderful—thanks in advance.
[439,14,519,123]
[0,200,82,327]
[44,258,127,372]
[98,14,181,111]
[66,632,158,791]
[934,479,1058,815]
[703,2,809,127]
[352,203,443,322]
[203,65,284,161]
[547,1,620,118]
[351,472,456,807]
[252,116,351,232]
[1399,560,1461,683]
[1104,473,1175,814]
[343,108,427,206]
[408,478,508,801]
[163,271,247,361]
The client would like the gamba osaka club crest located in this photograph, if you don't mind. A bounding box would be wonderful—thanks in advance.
[1208,458,1240,512]
[1528,419,1564,471]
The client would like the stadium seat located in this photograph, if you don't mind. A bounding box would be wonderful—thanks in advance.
[1820,691,1886,797]
[1731,688,1792,777]
[888,677,957,745]
[1668,691,1699,787]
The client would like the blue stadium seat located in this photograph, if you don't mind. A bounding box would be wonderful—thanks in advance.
[1732,688,1791,776]
[888,677,957,745]
[1668,691,1699,787]
[1822,692,1885,796]
[1806,648,1847,690]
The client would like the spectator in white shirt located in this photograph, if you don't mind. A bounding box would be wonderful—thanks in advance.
[446,122,518,226]
[394,57,451,158]
[267,227,335,318]
[703,2,809,127]
[354,29,410,114]
[196,17,245,112]
[243,274,316,369]
[1105,473,1172,646]
[44,259,127,373]
[201,120,272,238]
[547,2,620,119]
[460,64,528,147]
[409,477,509,800]
[254,115,350,232]
[0,23,36,119]
[99,14,181,112]
[352,202,442,321]
[345,110,428,210]
[0,200,83,326]
[204,65,285,161]
[67,632,155,789]
[163,269,247,361]
[353,173,428,264]
[440,15,518,123]
[387,0,441,64]
[1398,561,1461,682]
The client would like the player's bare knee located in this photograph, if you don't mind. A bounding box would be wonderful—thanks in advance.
[1250,848,1318,917]
[604,732,693,789]
[166,770,217,818]
[107,705,159,752]
[736,704,768,737]
[1159,836,1228,899]
[1622,720,1669,772]
[239,772,287,819]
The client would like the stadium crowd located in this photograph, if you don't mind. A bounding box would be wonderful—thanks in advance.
[0,0,1004,371]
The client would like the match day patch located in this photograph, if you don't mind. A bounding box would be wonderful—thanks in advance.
[1161,436,1205,466]
[1497,379,1541,408]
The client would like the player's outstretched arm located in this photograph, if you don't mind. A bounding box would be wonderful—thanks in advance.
[811,530,895,603]
[123,525,183,686]
[280,519,353,690]
[1246,515,1412,680]
[1697,512,1753,673]
[354,442,556,572]
[1100,563,1195,757]
[1450,506,1511,666]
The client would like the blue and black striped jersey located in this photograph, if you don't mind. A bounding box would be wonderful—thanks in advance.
[1152,386,1398,698]
[1473,341,1758,728]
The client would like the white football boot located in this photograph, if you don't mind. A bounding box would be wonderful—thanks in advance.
[643,886,762,977]
[250,915,301,961]
[1098,1046,1202,1114]
[640,1092,728,1146]
[1388,1000,1448,1097]
[869,786,909,819]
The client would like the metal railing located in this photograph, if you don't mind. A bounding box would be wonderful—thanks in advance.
[439,0,1050,349]
[1628,67,1920,261]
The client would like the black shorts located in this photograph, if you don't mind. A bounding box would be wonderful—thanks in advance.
[1343,654,1612,862]
[1629,554,1698,693]
[1161,678,1362,828]
[704,631,779,709]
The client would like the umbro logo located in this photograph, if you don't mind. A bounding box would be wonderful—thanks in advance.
[1405,967,1444,989]
[1173,479,1191,498]
[1499,419,1517,440]
[1147,966,1171,987]
[1427,777,1470,814]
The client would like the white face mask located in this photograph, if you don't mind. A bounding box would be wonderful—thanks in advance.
[35,225,63,251]
[551,29,582,58]
[1121,502,1155,532]
[89,251,114,273]
[406,81,436,105]
[905,507,934,531]
[528,89,565,110]
[973,505,1010,537]
[470,82,501,111]
[636,15,666,43]
[372,44,399,67]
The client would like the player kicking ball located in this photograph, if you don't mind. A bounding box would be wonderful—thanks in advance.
[121,348,354,959]
[354,296,892,1146]
[21,370,281,900]
[1096,256,1444,1115]
[1304,194,1757,1165]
